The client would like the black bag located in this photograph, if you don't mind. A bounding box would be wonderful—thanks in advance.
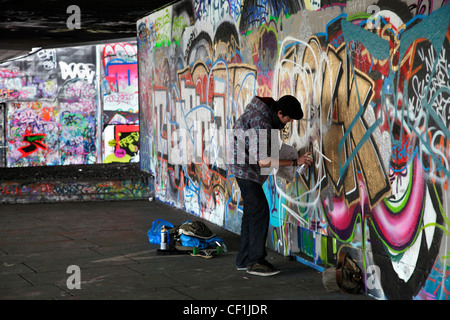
[169,220,218,251]
[336,252,362,294]
[176,220,216,239]
[322,252,362,294]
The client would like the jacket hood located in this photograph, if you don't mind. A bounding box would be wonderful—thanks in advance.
[246,97,285,130]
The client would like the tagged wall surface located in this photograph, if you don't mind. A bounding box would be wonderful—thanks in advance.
[137,0,450,300]
[0,41,139,167]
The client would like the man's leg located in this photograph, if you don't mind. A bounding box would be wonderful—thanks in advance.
[236,178,269,267]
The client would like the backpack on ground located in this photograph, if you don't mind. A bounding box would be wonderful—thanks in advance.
[148,219,225,255]
[175,220,216,239]
[322,252,363,294]
[171,220,222,251]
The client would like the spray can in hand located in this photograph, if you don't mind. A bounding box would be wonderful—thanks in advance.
[297,154,312,175]
[160,226,168,250]
[297,164,306,175]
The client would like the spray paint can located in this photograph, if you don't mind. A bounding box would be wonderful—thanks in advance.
[297,164,306,175]
[160,226,168,250]
[297,154,313,175]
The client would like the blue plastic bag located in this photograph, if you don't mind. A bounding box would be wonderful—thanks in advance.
[179,234,223,249]
[147,219,174,244]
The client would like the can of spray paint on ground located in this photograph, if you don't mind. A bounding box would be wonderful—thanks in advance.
[160,226,168,250]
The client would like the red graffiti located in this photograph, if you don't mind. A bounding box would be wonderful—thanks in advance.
[18,129,47,157]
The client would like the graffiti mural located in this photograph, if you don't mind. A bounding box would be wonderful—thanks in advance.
[0,41,139,167]
[0,103,5,167]
[100,42,140,163]
[0,178,153,203]
[137,0,450,299]
[58,46,98,164]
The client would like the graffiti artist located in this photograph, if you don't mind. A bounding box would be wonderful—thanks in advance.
[227,95,313,276]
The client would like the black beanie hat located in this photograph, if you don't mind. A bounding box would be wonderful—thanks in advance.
[276,95,303,120]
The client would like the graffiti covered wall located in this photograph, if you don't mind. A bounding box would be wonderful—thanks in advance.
[0,177,152,203]
[101,42,140,164]
[137,0,450,299]
[0,40,139,167]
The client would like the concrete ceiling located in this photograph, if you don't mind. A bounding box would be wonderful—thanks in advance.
[0,0,176,62]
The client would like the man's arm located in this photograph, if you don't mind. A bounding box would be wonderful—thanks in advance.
[258,151,313,168]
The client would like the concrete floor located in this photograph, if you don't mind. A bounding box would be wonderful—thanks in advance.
[0,199,373,305]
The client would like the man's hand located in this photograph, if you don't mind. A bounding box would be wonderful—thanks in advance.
[297,152,313,167]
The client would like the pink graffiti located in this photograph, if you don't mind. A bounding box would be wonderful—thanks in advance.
[105,63,138,93]
[324,157,424,251]
[102,43,137,68]
[372,158,425,249]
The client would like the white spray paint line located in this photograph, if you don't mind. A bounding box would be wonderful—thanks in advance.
[314,146,331,162]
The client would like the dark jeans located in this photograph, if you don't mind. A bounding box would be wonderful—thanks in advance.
[235,178,269,267]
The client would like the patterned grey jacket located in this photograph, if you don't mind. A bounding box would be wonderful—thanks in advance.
[227,96,283,185]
